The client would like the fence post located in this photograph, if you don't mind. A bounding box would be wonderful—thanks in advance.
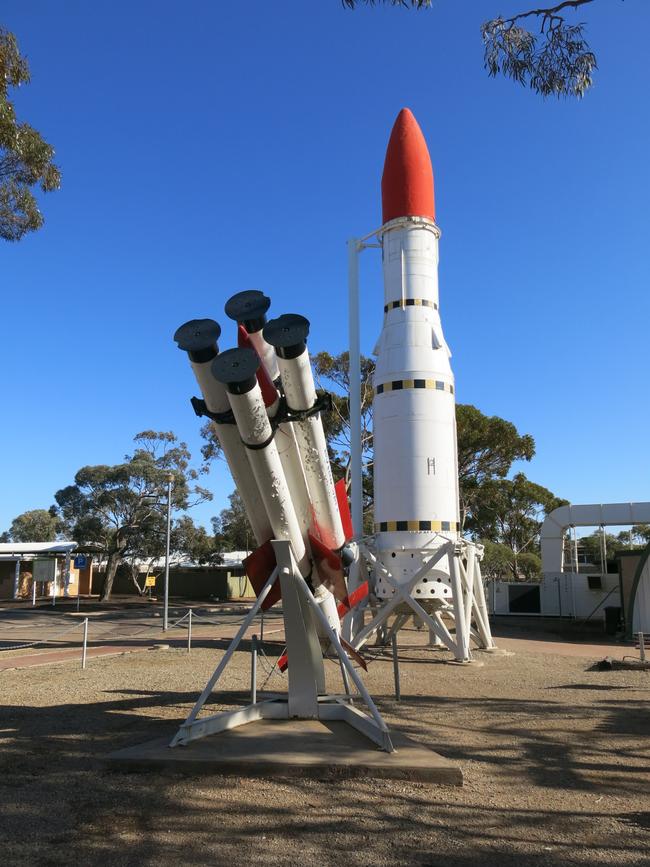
[391,632,401,701]
[32,579,37,607]
[187,608,192,653]
[81,618,89,670]
[260,611,264,643]
[251,634,258,704]
[639,632,646,663]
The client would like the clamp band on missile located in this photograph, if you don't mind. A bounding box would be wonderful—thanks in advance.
[191,391,333,434]
[190,396,236,426]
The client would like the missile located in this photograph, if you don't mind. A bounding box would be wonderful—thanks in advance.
[225,291,312,540]
[211,347,311,577]
[173,319,272,546]
[224,290,280,382]
[372,108,460,601]
[263,314,346,554]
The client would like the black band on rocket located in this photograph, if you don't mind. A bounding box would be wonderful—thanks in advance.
[384,298,438,313]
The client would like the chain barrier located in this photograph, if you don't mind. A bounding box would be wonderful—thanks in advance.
[0,619,87,652]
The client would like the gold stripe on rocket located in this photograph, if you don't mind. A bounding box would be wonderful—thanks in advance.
[384,298,439,313]
[374,379,454,396]
[375,520,461,533]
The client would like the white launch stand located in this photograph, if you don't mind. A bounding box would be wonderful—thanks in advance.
[170,540,393,752]
[350,537,496,662]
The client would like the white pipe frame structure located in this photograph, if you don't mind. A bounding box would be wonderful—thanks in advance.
[541,502,650,574]
[170,540,393,752]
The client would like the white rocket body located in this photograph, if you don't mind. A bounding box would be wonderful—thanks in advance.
[373,113,461,602]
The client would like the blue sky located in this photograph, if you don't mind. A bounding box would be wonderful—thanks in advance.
[1,0,649,535]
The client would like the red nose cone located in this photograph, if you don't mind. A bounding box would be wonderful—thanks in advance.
[381,108,435,224]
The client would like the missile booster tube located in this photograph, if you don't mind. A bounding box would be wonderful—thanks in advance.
[225,290,280,382]
[173,319,273,546]
[237,321,313,541]
[212,348,311,578]
[264,314,346,553]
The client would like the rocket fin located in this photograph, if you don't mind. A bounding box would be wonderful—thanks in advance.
[243,540,281,611]
[308,532,348,601]
[340,636,368,671]
[335,478,354,542]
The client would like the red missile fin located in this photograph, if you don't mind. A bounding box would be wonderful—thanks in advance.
[243,540,281,611]
[381,108,435,224]
[337,580,369,618]
[308,532,348,601]
[335,478,354,542]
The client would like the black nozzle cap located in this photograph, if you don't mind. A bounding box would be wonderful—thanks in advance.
[340,544,355,568]
[263,314,310,360]
[211,347,260,395]
[224,290,271,334]
[174,319,221,363]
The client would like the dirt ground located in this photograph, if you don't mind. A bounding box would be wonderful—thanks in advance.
[1,627,649,867]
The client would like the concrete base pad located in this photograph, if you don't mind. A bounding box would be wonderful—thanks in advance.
[106,719,462,785]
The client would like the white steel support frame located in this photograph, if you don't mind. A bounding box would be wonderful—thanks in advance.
[351,538,496,662]
[170,540,393,752]
[345,231,381,643]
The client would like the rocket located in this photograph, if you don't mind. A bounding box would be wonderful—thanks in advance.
[372,108,461,601]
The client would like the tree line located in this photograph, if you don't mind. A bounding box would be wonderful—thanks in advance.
[6,352,648,598]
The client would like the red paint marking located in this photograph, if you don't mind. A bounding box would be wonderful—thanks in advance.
[237,324,278,408]
[308,533,347,601]
[337,581,369,617]
[244,541,281,611]
[335,478,354,541]
[381,108,435,224]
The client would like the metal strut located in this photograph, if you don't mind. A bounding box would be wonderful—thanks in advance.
[170,539,393,752]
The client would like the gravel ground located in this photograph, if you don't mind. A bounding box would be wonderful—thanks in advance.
[1,628,649,867]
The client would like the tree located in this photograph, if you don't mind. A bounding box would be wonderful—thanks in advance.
[576,528,621,569]
[480,540,516,580]
[0,28,60,241]
[343,0,600,98]
[212,491,254,552]
[312,350,376,533]
[456,404,535,530]
[54,431,211,601]
[631,525,650,546]
[3,507,61,542]
[123,514,221,595]
[468,472,567,578]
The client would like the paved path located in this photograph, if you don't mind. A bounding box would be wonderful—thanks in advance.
[0,644,154,670]
[493,634,633,659]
